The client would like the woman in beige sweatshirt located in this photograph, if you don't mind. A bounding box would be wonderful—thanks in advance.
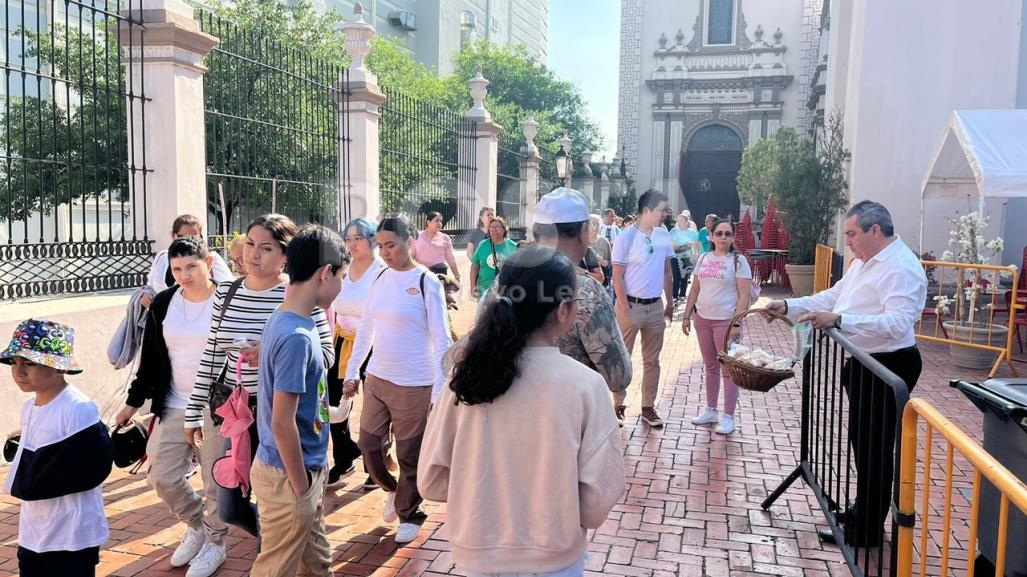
[418,246,626,576]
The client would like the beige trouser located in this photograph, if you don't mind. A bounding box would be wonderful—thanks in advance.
[250,459,331,577]
[146,408,227,543]
[613,298,666,408]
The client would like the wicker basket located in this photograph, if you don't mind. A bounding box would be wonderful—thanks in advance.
[717,308,796,393]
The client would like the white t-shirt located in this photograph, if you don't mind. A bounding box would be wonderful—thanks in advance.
[332,258,386,333]
[693,252,753,320]
[611,225,674,299]
[164,290,216,410]
[4,385,109,552]
[345,265,453,402]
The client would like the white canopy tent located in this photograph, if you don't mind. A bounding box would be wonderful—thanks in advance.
[920,110,1027,250]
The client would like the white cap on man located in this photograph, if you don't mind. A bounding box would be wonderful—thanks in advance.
[535,187,591,225]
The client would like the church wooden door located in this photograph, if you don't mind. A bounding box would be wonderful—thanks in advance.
[680,125,743,222]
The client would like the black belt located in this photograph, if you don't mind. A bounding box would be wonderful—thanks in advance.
[626,295,660,305]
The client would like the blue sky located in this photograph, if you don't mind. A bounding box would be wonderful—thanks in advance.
[547,0,620,161]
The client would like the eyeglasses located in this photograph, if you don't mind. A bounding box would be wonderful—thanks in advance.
[713,231,734,238]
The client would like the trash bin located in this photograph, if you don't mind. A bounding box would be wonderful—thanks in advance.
[952,379,1027,577]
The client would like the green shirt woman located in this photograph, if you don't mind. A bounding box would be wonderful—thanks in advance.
[470,217,517,296]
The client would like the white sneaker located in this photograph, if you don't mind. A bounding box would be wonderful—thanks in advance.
[383,491,398,523]
[185,542,225,577]
[715,415,736,435]
[691,407,719,425]
[170,526,205,567]
[395,522,421,544]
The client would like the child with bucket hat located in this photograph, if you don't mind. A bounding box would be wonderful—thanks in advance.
[1,318,114,577]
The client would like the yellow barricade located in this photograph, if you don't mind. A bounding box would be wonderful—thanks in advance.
[896,399,1027,577]
[814,243,835,293]
[917,261,1021,378]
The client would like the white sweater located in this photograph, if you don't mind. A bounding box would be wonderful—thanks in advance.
[344,265,452,402]
[418,347,625,574]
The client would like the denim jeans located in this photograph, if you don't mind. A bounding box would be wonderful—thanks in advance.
[464,553,586,577]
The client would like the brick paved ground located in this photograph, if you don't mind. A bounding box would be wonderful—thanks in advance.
[0,291,1021,577]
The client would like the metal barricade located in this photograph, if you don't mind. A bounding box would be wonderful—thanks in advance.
[896,398,1027,577]
[763,326,911,577]
[917,261,1021,378]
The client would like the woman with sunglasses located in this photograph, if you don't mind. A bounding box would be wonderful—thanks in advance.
[680,219,752,435]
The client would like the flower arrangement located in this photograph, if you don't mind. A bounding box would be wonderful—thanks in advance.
[932,212,1004,326]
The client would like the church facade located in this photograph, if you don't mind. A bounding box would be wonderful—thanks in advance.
[617,0,824,220]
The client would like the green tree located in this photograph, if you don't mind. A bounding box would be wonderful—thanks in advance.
[448,41,604,181]
[736,137,780,210]
[1,23,127,225]
[201,0,349,233]
[773,113,850,265]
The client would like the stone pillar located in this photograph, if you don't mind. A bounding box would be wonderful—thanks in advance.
[337,4,384,223]
[579,151,595,209]
[120,0,217,250]
[520,116,541,230]
[597,161,610,209]
[462,68,502,228]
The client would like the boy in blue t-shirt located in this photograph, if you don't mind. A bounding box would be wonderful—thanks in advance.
[250,225,349,577]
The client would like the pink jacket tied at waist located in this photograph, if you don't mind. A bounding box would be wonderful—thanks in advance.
[212,357,254,494]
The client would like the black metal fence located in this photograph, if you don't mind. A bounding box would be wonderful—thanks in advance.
[0,0,152,300]
[379,86,476,232]
[496,145,524,228]
[537,157,556,201]
[762,327,911,577]
[198,10,350,241]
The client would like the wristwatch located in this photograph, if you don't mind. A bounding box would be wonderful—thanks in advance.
[834,315,843,329]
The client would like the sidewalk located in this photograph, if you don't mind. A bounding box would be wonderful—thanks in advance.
[0,292,1012,577]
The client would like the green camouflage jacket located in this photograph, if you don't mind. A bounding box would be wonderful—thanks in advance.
[480,272,632,393]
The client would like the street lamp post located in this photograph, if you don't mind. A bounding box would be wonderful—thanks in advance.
[554,133,573,187]
[555,144,570,186]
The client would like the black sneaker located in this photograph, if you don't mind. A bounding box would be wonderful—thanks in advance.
[614,405,626,427]
[327,463,356,487]
[362,475,379,491]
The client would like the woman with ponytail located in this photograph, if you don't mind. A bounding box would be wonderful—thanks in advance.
[418,246,625,577]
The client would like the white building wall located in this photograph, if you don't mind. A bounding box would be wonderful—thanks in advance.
[830,0,1024,258]
[621,0,807,195]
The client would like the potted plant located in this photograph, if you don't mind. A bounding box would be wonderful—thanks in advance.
[932,211,1006,370]
[760,112,850,296]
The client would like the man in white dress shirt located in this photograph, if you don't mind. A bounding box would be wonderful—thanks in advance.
[766,200,926,547]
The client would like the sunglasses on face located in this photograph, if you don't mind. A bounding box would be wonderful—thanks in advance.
[713,231,734,238]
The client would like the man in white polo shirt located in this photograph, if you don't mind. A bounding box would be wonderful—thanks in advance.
[611,189,674,427]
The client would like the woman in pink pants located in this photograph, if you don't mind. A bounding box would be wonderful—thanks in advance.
[681,219,753,435]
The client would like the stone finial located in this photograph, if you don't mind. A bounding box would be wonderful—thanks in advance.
[754,25,764,41]
[582,151,593,168]
[559,133,572,154]
[467,66,491,121]
[658,32,668,49]
[521,115,540,151]
[675,29,685,45]
[343,3,376,82]
[773,27,783,44]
